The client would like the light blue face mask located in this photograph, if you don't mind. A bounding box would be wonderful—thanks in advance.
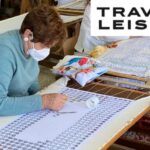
[28,43,50,61]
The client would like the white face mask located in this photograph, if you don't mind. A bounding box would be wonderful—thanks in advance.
[28,43,50,61]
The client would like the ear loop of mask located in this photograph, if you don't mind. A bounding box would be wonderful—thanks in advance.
[30,34,34,41]
[23,37,29,55]
[32,42,35,49]
[30,34,34,50]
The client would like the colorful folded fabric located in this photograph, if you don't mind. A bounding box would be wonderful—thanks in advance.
[52,55,108,86]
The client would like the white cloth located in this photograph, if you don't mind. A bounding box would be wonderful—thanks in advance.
[96,37,150,77]
[75,5,129,53]
[0,77,150,150]
[56,0,75,6]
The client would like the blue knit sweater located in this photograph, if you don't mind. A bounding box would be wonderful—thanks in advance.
[0,30,42,116]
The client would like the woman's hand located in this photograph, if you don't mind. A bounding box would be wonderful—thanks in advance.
[42,93,68,111]
[106,42,118,48]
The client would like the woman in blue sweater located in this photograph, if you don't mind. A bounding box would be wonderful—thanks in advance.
[0,5,67,116]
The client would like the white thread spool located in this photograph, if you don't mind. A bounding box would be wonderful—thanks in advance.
[86,96,99,108]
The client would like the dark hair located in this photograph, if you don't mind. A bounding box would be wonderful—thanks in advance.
[20,5,66,46]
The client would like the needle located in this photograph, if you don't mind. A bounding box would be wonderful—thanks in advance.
[58,111,77,114]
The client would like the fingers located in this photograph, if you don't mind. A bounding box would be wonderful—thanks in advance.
[107,42,118,48]
[54,94,68,111]
[60,93,68,99]
[42,93,68,111]
[51,99,66,111]
[54,102,65,111]
[59,94,68,103]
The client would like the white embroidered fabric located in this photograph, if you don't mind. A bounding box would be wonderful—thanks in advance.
[97,37,150,77]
